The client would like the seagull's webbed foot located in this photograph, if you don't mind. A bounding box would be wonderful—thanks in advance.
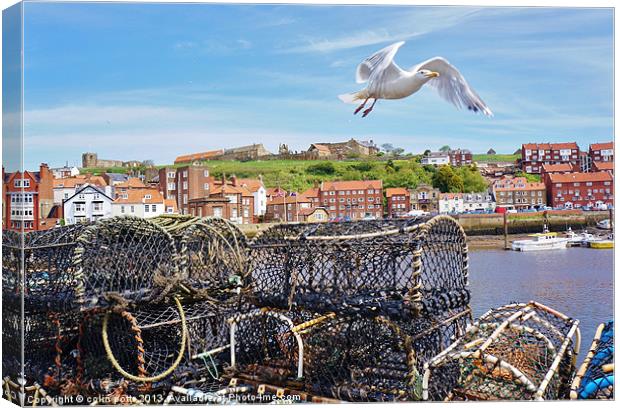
[354,97,369,115]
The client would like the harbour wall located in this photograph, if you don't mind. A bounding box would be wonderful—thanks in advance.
[238,211,611,239]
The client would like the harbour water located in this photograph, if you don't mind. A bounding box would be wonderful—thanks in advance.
[468,248,613,362]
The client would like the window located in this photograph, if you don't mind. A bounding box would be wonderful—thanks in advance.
[168,183,176,190]
[167,171,176,178]
[145,194,152,199]
[121,206,125,214]
[204,183,210,190]
[183,181,188,190]
[152,205,156,212]
[145,205,150,212]
[204,170,209,177]
[74,203,85,212]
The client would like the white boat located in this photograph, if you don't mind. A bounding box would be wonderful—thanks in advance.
[597,219,612,230]
[512,229,568,252]
[564,228,600,247]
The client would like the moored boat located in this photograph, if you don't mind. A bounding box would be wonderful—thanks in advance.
[597,219,612,230]
[590,240,614,249]
[512,232,568,251]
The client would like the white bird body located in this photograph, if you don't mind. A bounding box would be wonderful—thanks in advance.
[339,41,493,117]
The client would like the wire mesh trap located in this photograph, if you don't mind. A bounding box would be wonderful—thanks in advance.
[422,301,580,401]
[248,215,470,320]
[2,215,251,404]
[571,320,614,400]
[223,305,471,402]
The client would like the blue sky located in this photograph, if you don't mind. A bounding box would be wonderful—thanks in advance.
[20,3,613,169]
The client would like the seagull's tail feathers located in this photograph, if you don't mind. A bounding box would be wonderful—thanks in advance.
[338,90,367,104]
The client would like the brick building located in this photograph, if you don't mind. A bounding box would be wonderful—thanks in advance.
[546,172,613,210]
[492,177,546,209]
[3,164,56,231]
[592,161,614,175]
[265,194,313,222]
[158,165,213,214]
[589,142,613,162]
[187,181,255,224]
[319,180,383,220]
[449,149,473,166]
[521,142,580,174]
[385,187,410,218]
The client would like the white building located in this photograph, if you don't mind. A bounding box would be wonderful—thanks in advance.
[238,177,267,216]
[421,152,450,166]
[439,193,464,214]
[463,192,496,213]
[111,188,167,218]
[63,184,113,225]
[53,175,109,205]
[50,165,80,179]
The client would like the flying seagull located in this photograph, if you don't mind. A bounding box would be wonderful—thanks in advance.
[338,41,493,117]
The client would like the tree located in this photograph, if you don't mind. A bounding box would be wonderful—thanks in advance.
[439,145,451,152]
[432,165,464,193]
[392,147,405,156]
[306,162,336,175]
[423,149,431,157]
[381,143,394,153]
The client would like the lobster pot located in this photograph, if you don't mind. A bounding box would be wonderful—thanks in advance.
[151,215,251,302]
[227,308,469,402]
[73,216,178,308]
[2,225,86,311]
[2,226,85,385]
[249,216,469,319]
[77,299,233,394]
[571,320,614,400]
[423,302,580,401]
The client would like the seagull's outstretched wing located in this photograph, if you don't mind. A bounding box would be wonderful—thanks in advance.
[414,57,493,116]
[356,41,406,85]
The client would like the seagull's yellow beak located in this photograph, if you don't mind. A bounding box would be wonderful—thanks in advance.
[425,71,440,78]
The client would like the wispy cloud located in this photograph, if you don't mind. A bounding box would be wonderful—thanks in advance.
[278,7,485,53]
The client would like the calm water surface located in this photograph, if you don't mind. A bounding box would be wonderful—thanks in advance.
[468,248,613,361]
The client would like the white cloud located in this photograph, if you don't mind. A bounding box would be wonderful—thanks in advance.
[279,7,485,53]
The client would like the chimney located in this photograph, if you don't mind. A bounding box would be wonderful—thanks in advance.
[231,175,238,187]
[221,173,226,186]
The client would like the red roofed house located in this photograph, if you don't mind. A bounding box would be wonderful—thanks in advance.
[298,207,329,223]
[174,149,224,164]
[492,177,547,209]
[187,176,255,224]
[111,188,167,218]
[3,163,56,231]
[540,163,577,185]
[237,177,267,217]
[592,161,614,176]
[521,142,580,174]
[589,142,614,162]
[265,193,313,222]
[545,172,613,209]
[319,180,383,220]
[385,187,410,218]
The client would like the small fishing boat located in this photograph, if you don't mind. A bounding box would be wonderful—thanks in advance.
[596,219,612,230]
[564,227,600,247]
[590,240,614,249]
[512,230,568,251]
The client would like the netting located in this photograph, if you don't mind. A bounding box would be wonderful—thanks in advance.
[10,215,584,404]
[248,215,470,319]
[2,215,250,404]
[571,320,614,399]
[423,301,580,401]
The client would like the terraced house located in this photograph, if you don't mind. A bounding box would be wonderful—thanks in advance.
[319,180,383,220]
[492,177,546,209]
[545,172,613,210]
[521,142,580,174]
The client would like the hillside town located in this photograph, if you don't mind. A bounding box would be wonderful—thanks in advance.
[2,139,614,231]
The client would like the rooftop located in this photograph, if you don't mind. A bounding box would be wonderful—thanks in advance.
[548,172,613,183]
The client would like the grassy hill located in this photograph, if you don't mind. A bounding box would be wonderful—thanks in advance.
[472,153,519,163]
[82,157,490,193]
